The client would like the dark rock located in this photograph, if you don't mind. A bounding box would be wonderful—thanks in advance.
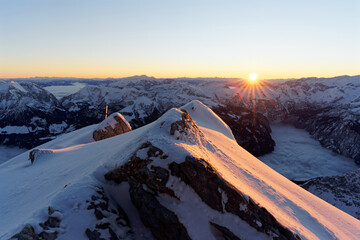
[116,206,130,226]
[212,105,275,156]
[108,227,119,240]
[93,113,132,141]
[43,216,61,228]
[210,222,242,240]
[95,222,110,229]
[105,142,175,197]
[39,231,57,240]
[105,143,190,240]
[169,156,300,240]
[91,195,100,201]
[85,228,104,240]
[39,223,49,231]
[128,179,191,240]
[47,206,57,215]
[11,224,38,240]
[86,187,132,240]
[29,150,36,164]
[94,209,105,220]
[170,110,202,139]
[28,149,52,164]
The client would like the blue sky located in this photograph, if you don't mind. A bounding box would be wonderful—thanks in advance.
[0,0,359,79]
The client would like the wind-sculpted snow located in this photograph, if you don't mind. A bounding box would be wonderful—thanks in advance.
[1,100,359,240]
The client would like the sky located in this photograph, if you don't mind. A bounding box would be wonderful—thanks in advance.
[0,0,359,80]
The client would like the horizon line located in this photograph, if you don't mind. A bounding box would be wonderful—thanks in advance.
[0,74,359,81]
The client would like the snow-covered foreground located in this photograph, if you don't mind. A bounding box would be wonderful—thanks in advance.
[0,145,27,164]
[44,82,86,99]
[0,101,359,239]
[259,124,358,181]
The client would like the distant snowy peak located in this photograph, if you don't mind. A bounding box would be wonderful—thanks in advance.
[268,75,360,107]
[0,80,59,113]
[0,81,71,148]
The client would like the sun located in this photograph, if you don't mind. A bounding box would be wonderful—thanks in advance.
[248,73,258,83]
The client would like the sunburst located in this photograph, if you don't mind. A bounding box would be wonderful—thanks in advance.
[226,76,279,125]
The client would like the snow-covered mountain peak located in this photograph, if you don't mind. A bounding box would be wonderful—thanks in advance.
[181,100,235,141]
[2,100,360,240]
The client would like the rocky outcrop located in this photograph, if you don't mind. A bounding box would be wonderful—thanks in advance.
[10,225,38,240]
[85,186,131,240]
[11,207,62,240]
[105,139,300,240]
[170,156,300,240]
[105,142,190,240]
[93,113,132,141]
[28,149,53,164]
[301,169,360,220]
[213,105,275,156]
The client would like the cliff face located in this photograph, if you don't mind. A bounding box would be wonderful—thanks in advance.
[213,105,275,156]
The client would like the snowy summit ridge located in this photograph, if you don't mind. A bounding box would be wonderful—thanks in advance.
[1,100,360,240]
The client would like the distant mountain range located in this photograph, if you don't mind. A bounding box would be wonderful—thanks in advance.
[1,75,359,163]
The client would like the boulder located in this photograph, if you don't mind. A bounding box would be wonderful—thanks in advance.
[93,113,131,141]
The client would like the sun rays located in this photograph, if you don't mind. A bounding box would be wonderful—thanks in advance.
[226,77,280,124]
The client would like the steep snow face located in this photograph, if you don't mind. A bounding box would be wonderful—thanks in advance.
[1,100,359,240]
[181,100,235,141]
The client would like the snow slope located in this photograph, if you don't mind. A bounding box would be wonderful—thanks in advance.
[1,100,359,239]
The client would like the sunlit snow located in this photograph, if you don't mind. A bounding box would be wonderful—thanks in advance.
[0,101,359,239]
